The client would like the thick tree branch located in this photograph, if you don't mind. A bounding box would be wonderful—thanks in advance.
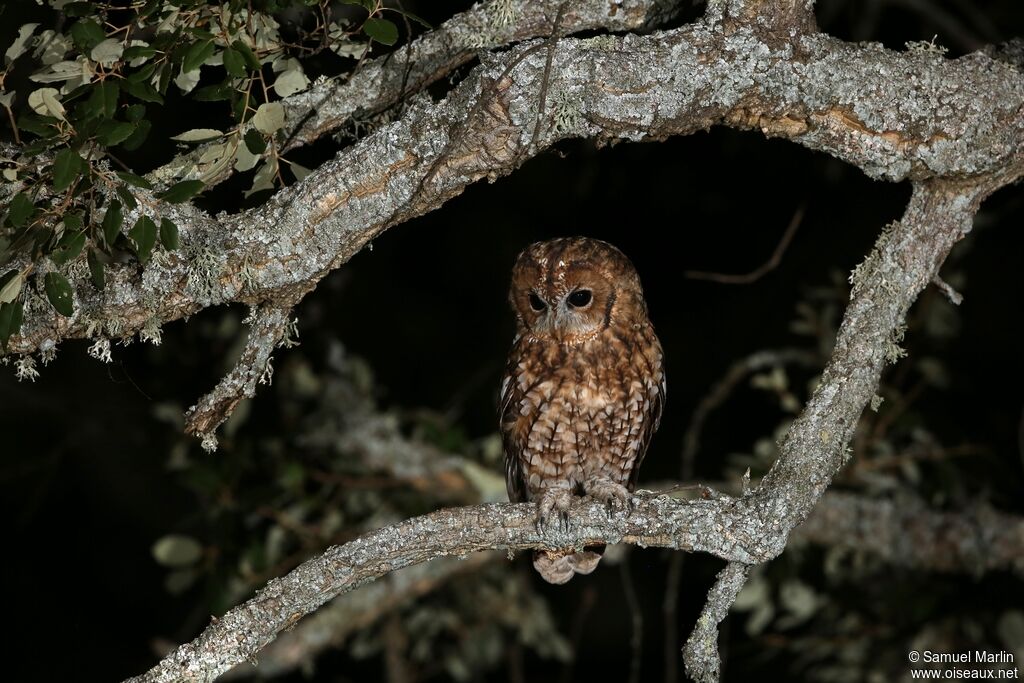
[124,492,763,683]
[148,0,676,190]
[792,490,1024,576]
[227,486,1024,680]
[220,553,500,680]
[8,16,1022,363]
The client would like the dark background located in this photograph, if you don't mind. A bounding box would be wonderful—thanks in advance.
[2,1,1023,681]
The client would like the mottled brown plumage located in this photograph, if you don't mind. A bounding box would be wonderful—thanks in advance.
[500,237,666,584]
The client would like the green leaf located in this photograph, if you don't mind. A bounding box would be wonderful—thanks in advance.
[231,40,261,71]
[123,45,157,61]
[44,271,74,316]
[157,179,204,204]
[128,215,157,262]
[70,19,106,52]
[159,217,179,251]
[51,230,86,266]
[397,9,431,29]
[182,39,215,74]
[243,129,267,155]
[63,212,84,233]
[51,148,85,193]
[116,171,153,190]
[116,185,138,210]
[152,535,203,567]
[124,103,146,122]
[98,120,136,146]
[16,112,59,138]
[157,63,172,93]
[87,80,120,119]
[6,193,35,228]
[0,269,24,304]
[222,47,247,77]
[120,119,152,151]
[126,62,157,83]
[363,18,398,46]
[87,248,105,290]
[138,0,161,20]
[0,301,24,350]
[122,78,164,104]
[102,200,123,245]
[186,27,217,41]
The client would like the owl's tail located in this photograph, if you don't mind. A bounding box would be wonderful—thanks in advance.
[532,544,606,584]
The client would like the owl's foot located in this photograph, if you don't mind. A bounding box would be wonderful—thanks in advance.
[536,487,574,531]
[584,477,634,514]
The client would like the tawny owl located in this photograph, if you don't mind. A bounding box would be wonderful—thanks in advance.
[500,237,666,584]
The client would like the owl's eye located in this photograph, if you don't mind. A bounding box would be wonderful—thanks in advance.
[529,293,547,312]
[567,289,592,308]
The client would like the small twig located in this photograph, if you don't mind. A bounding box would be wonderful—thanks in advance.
[683,562,751,683]
[931,274,963,304]
[183,304,296,447]
[527,1,573,154]
[685,205,804,284]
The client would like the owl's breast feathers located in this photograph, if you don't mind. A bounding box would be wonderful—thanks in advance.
[501,323,665,503]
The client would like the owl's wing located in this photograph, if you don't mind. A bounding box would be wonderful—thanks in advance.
[628,351,666,491]
[499,349,529,503]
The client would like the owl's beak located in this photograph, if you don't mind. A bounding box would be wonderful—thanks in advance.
[545,306,576,342]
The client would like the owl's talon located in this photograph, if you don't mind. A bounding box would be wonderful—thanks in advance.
[536,487,574,533]
[584,477,632,515]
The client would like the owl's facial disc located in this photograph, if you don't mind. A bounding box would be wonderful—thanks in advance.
[527,284,605,342]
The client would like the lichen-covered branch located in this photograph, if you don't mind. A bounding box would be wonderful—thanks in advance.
[683,562,751,683]
[791,490,1024,576]
[221,553,500,680]
[148,0,676,190]
[124,492,764,683]
[221,486,1024,681]
[676,178,997,682]
[9,11,1023,364]
[183,304,297,448]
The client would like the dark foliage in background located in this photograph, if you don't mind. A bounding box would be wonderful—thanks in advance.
[1,0,1023,681]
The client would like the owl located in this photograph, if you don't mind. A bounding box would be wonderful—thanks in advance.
[500,237,666,584]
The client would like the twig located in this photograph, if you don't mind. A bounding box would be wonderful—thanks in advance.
[683,562,751,683]
[685,205,804,284]
[931,274,963,304]
[183,305,296,447]
[665,347,817,683]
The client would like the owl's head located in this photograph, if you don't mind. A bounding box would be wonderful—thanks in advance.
[509,237,648,344]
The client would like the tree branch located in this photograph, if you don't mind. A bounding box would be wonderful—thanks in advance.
[183,304,297,448]
[791,490,1024,576]
[683,562,751,683]
[9,14,1022,362]
[124,492,763,683]
[151,485,1024,681]
[148,0,677,190]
